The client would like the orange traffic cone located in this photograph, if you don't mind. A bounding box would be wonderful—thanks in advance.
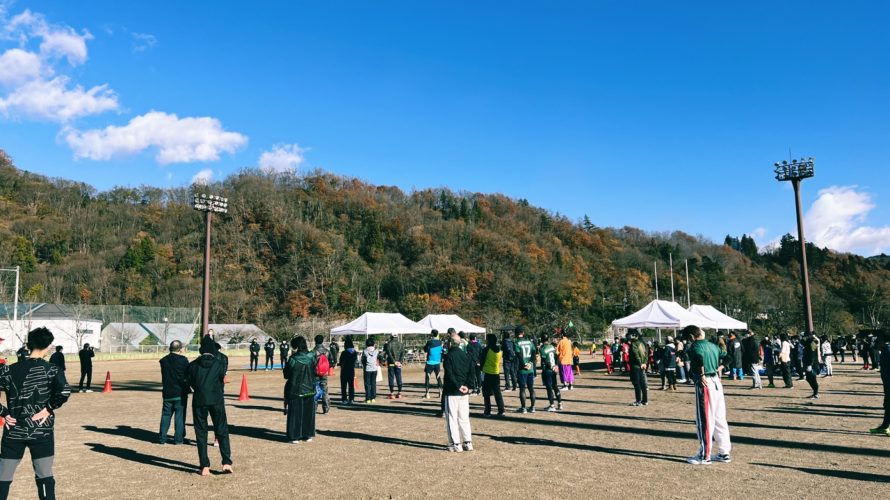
[238,374,250,401]
[102,371,112,393]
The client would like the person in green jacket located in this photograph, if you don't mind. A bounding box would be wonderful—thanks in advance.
[284,336,318,443]
[628,330,649,406]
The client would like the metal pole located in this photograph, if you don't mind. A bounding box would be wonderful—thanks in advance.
[201,210,212,337]
[792,179,815,333]
[12,266,19,343]
[669,253,675,302]
[685,259,691,306]
[654,261,659,300]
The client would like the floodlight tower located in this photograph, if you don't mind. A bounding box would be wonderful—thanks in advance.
[773,157,815,334]
[192,193,229,338]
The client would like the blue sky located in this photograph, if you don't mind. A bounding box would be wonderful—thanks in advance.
[1,1,889,255]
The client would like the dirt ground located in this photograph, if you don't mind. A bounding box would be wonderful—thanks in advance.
[7,354,888,499]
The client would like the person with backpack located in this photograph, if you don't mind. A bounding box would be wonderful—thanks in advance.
[384,334,405,399]
[0,327,70,499]
[338,337,358,405]
[284,336,318,443]
[311,335,331,413]
[361,339,379,403]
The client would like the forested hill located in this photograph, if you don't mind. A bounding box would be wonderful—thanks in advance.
[1,149,888,338]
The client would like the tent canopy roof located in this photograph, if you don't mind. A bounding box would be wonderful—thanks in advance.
[687,305,748,330]
[611,300,700,329]
[417,314,486,334]
[330,312,431,336]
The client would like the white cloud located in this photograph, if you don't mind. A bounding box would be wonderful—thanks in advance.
[804,185,890,255]
[258,143,305,172]
[5,9,91,66]
[0,76,118,122]
[130,32,157,52]
[64,111,248,164]
[191,168,213,185]
[0,47,40,85]
[750,227,767,240]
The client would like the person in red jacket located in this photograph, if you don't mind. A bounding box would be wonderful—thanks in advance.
[621,340,631,373]
[603,341,614,374]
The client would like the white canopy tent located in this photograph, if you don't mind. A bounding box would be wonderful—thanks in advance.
[612,300,700,329]
[417,314,486,334]
[687,305,748,330]
[330,312,431,336]
[611,300,702,342]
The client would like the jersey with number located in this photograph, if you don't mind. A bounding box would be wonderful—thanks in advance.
[516,338,536,374]
[540,344,557,370]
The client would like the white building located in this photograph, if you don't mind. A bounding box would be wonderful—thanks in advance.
[0,304,102,353]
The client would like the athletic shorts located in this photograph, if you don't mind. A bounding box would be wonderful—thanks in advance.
[1,436,54,460]
[518,373,535,388]
[424,364,441,375]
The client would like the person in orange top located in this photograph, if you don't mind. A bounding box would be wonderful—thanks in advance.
[572,342,582,375]
[556,334,575,390]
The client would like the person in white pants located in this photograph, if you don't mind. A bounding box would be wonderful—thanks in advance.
[442,331,473,452]
[821,337,833,377]
[682,325,732,465]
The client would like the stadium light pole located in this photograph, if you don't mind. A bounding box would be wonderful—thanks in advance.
[773,157,816,334]
[192,193,228,338]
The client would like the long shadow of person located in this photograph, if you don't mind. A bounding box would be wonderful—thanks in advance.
[85,443,198,474]
[474,433,685,463]
[317,429,442,450]
[752,462,890,483]
[83,425,160,443]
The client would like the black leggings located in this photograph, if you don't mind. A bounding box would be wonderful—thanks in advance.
[482,374,505,415]
[630,366,648,403]
[805,368,819,396]
[665,369,677,386]
[340,373,355,402]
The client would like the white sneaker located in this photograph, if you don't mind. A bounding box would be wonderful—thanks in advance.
[447,445,463,452]
[85,389,94,393]
[305,438,313,443]
[687,456,712,465]
[463,442,473,452]
[546,405,557,413]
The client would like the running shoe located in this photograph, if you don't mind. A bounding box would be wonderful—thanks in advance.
[516,407,527,414]
[686,456,712,465]
[712,454,731,463]
[546,405,556,412]
[463,442,474,452]
[528,407,536,414]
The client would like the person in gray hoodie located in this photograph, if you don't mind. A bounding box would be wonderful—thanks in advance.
[384,334,405,399]
[361,339,380,403]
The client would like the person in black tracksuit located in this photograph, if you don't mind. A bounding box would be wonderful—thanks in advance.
[78,344,94,392]
[869,332,890,435]
[338,338,358,404]
[466,335,483,395]
[279,341,290,371]
[187,336,232,475]
[0,327,70,500]
[249,340,260,371]
[49,347,65,373]
[502,332,518,391]
[803,333,821,399]
[159,340,190,444]
[264,339,276,370]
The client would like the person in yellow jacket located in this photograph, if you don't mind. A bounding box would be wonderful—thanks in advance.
[481,333,505,417]
[557,334,575,390]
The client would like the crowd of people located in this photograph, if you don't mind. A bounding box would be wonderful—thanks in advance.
[0,322,886,494]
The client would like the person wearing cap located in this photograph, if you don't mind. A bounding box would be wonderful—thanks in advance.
[868,330,890,436]
[423,330,444,399]
[187,336,233,476]
[683,325,731,465]
[627,330,648,406]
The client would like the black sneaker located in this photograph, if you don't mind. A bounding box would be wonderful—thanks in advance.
[712,453,732,463]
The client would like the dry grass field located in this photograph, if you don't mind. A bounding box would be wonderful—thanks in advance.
[8,355,888,499]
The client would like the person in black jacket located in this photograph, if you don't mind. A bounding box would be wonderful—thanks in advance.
[187,336,232,476]
[0,327,70,500]
[49,346,65,373]
[502,332,518,391]
[742,331,763,389]
[249,339,260,371]
[158,340,190,445]
[279,340,290,371]
[384,334,405,399]
[15,346,29,363]
[78,343,94,393]
[442,329,473,452]
[338,337,358,405]
[284,336,317,443]
[264,339,276,370]
[465,334,483,395]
